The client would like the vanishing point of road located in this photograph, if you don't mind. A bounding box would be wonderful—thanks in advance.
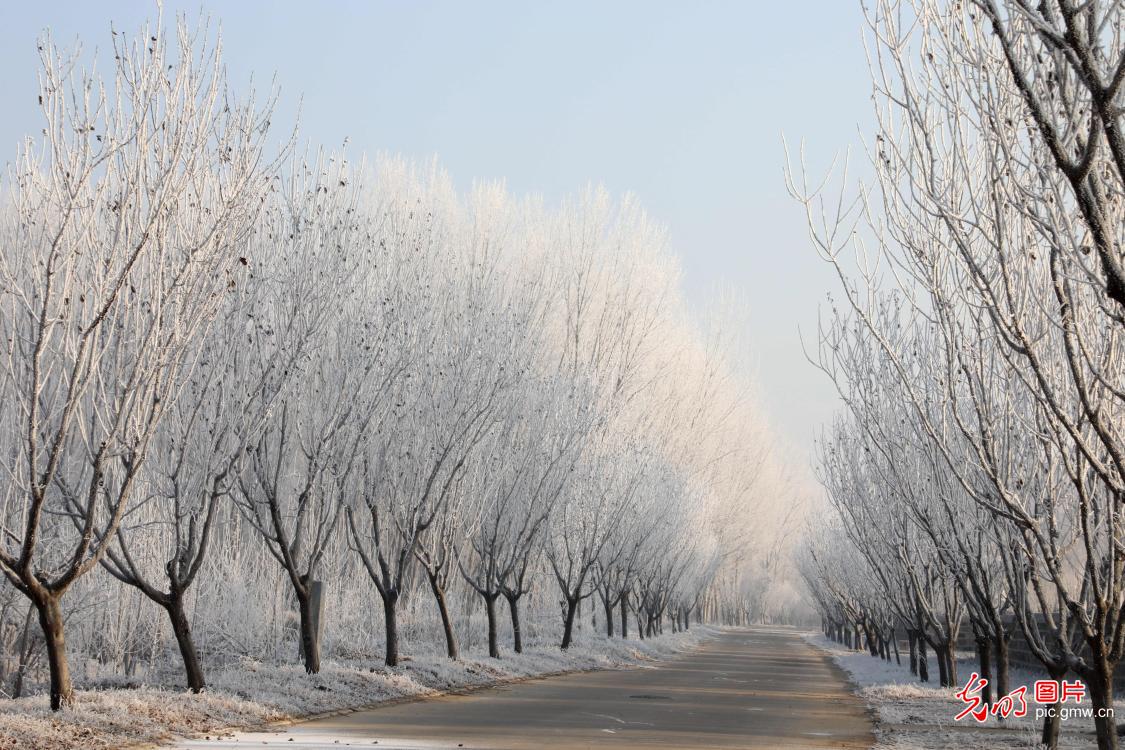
[176,627,874,749]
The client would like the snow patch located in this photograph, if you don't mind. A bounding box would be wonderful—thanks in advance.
[0,629,708,750]
[806,632,1109,749]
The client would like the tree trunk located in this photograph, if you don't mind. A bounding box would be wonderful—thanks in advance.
[917,634,929,683]
[383,591,400,667]
[603,593,615,637]
[1040,706,1062,750]
[620,592,629,639]
[11,603,34,699]
[298,592,321,674]
[504,592,523,653]
[1040,665,1067,750]
[35,595,74,710]
[1084,662,1118,750]
[934,643,950,687]
[975,636,993,707]
[166,595,205,692]
[485,593,501,658]
[944,641,958,687]
[561,597,579,649]
[427,573,458,660]
[993,630,1010,698]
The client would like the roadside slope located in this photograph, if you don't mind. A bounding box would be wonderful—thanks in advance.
[0,631,703,750]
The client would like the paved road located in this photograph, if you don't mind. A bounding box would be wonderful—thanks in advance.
[177,627,873,749]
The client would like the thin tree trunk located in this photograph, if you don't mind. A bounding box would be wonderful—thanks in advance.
[1040,665,1067,750]
[1084,661,1118,750]
[166,595,205,692]
[1041,705,1062,750]
[426,573,458,660]
[35,595,74,710]
[944,641,958,687]
[993,630,1010,698]
[620,592,629,639]
[11,603,34,699]
[383,591,400,667]
[934,643,950,687]
[917,635,929,683]
[561,597,579,649]
[504,593,523,654]
[975,636,993,707]
[298,592,320,674]
[485,593,501,658]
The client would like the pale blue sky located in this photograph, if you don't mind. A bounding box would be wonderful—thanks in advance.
[0,1,873,458]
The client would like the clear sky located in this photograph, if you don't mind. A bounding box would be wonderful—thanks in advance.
[0,1,874,460]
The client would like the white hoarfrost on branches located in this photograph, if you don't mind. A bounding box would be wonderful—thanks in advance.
[792,1,1125,749]
[0,13,285,711]
[0,8,804,747]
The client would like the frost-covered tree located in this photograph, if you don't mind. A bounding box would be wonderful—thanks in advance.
[0,9,798,700]
[0,16,280,708]
[792,2,1125,745]
[98,149,353,691]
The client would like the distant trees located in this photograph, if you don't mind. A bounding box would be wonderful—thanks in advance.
[458,378,589,656]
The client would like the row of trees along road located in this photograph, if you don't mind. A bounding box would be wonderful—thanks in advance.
[0,16,805,711]
[792,1,1125,749]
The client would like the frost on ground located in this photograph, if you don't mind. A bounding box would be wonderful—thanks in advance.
[806,633,1119,749]
[0,629,705,750]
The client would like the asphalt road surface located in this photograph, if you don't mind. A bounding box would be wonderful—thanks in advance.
[176,627,873,749]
